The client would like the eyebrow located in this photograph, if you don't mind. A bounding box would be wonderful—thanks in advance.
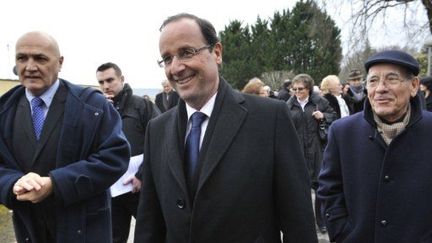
[98,77,114,84]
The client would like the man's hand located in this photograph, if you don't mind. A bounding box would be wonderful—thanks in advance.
[123,176,142,193]
[103,94,114,104]
[13,173,53,203]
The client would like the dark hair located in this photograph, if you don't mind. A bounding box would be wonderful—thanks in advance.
[421,76,432,91]
[159,13,219,47]
[292,73,315,96]
[282,80,292,90]
[96,62,122,77]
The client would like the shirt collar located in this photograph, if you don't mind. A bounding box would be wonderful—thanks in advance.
[25,79,60,108]
[186,92,217,120]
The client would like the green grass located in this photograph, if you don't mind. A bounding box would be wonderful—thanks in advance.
[0,205,15,243]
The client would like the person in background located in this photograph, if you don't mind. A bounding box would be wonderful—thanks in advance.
[134,13,318,243]
[241,77,266,96]
[321,75,352,119]
[0,31,130,243]
[420,76,432,111]
[277,79,292,101]
[287,73,337,235]
[261,85,271,97]
[263,85,278,99]
[142,94,152,102]
[345,69,366,113]
[318,50,432,243]
[96,62,160,243]
[155,80,179,113]
[342,82,350,96]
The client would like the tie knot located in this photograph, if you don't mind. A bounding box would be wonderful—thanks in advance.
[31,97,44,108]
[190,112,207,128]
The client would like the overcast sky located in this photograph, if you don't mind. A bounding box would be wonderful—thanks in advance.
[0,0,427,89]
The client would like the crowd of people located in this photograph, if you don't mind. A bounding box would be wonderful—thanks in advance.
[1,12,432,243]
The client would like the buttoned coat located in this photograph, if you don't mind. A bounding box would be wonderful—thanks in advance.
[134,78,318,243]
[317,96,432,243]
[0,79,130,243]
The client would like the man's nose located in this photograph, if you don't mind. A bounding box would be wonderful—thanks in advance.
[25,59,38,71]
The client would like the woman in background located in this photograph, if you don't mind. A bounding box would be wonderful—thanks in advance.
[287,74,337,234]
[320,75,352,119]
[420,76,432,112]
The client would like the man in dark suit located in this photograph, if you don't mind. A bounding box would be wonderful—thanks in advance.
[0,31,130,243]
[155,80,179,112]
[134,13,318,243]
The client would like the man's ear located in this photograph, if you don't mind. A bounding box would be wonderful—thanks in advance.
[411,77,420,97]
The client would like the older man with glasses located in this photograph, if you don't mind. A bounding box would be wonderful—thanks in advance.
[318,50,432,243]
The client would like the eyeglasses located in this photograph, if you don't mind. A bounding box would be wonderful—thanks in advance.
[366,74,407,88]
[291,87,305,92]
[157,45,212,68]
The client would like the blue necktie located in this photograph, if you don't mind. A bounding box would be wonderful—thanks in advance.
[185,112,207,190]
[31,97,45,140]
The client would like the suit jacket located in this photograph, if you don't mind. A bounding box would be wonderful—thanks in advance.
[134,78,318,243]
[0,79,130,243]
[155,90,179,113]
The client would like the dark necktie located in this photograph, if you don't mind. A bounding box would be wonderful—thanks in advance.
[185,112,207,191]
[31,97,45,140]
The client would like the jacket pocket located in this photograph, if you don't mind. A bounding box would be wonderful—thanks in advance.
[324,207,352,242]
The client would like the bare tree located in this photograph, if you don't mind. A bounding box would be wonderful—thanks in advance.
[317,0,430,55]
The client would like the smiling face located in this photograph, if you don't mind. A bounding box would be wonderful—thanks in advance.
[292,82,309,101]
[367,63,419,122]
[15,32,63,96]
[159,17,222,110]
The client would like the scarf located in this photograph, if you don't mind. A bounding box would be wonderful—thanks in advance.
[373,105,411,145]
[349,85,365,102]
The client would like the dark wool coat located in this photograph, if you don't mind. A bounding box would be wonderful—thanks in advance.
[155,90,179,113]
[323,93,353,119]
[134,78,318,243]
[318,96,432,243]
[287,93,337,189]
[0,80,130,243]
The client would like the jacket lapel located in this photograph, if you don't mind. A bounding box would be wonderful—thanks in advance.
[195,79,247,196]
[16,95,37,145]
[32,84,67,162]
[165,102,189,197]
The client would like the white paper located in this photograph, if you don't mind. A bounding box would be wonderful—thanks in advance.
[110,154,143,197]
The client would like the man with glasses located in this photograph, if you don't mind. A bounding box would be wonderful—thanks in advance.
[134,13,318,243]
[318,50,432,243]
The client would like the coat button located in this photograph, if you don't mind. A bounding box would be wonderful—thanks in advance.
[325,213,330,218]
[383,175,390,182]
[176,199,185,209]
[77,229,82,234]
[25,237,30,242]
[380,220,388,226]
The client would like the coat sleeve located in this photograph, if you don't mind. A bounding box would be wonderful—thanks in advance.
[274,102,318,243]
[49,94,130,206]
[317,124,350,242]
[0,162,24,208]
[134,120,166,243]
